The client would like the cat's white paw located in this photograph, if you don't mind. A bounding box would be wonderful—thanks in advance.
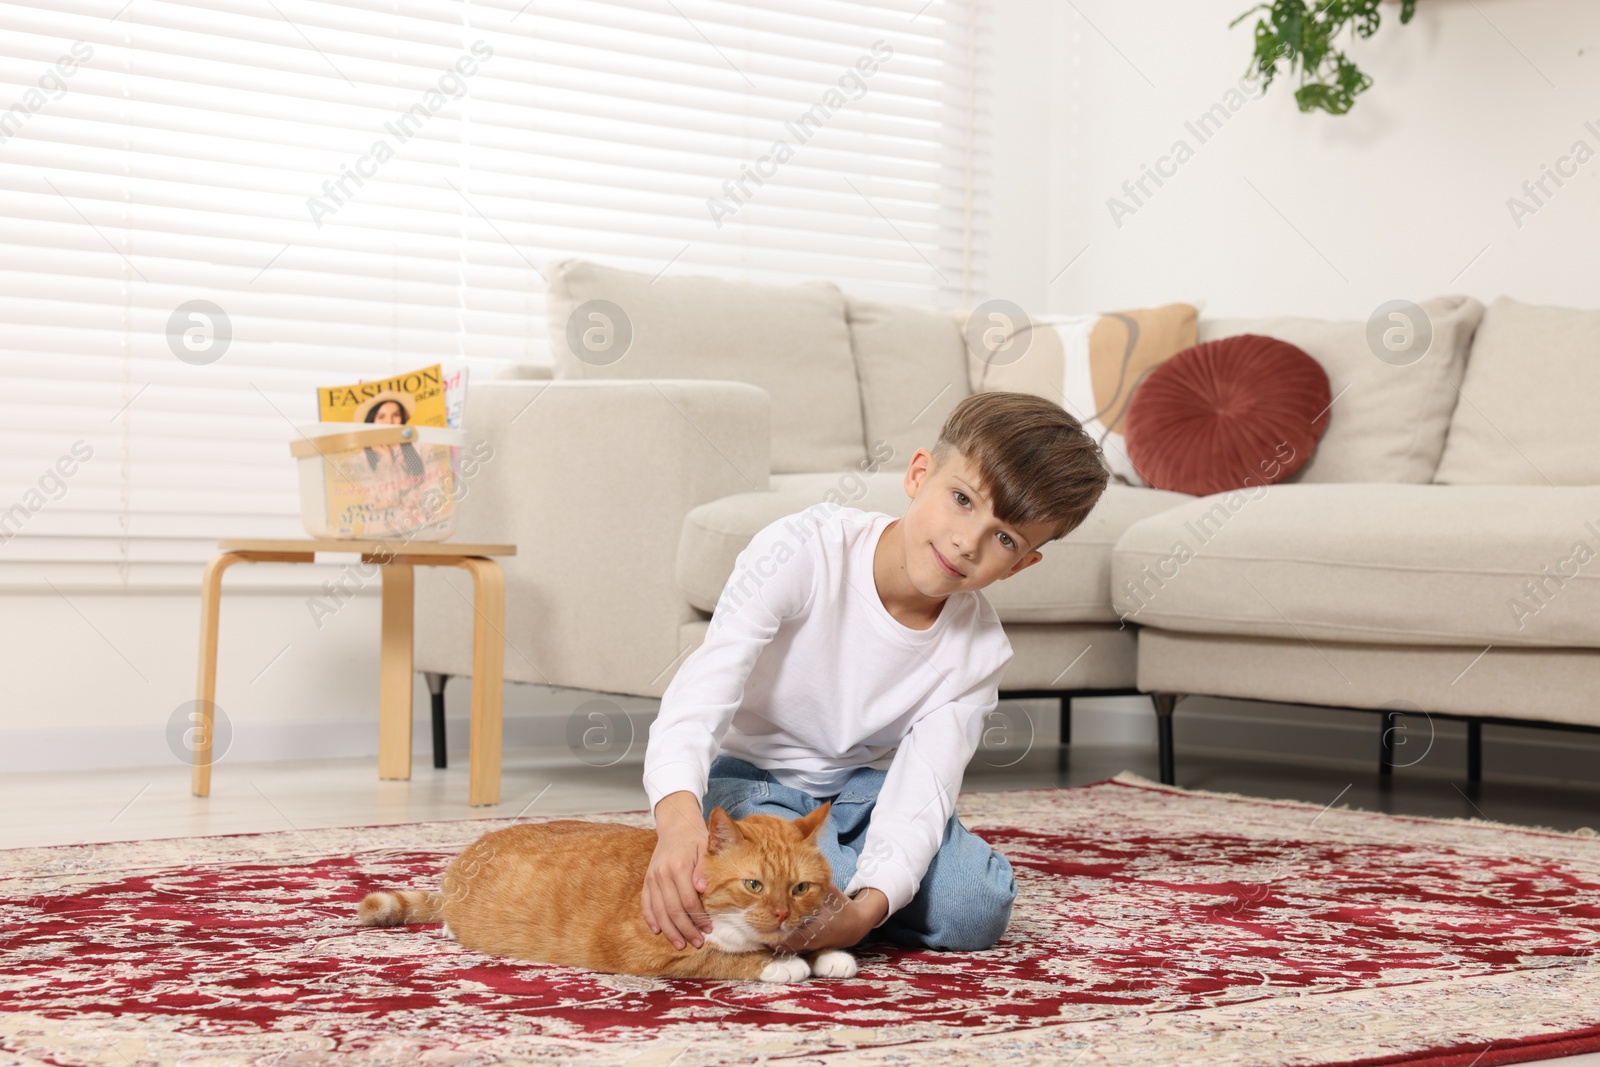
[808,949,858,979]
[758,956,810,984]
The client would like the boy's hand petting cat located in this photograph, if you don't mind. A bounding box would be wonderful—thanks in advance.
[778,885,888,953]
[643,791,715,950]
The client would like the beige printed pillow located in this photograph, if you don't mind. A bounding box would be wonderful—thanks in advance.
[964,303,1201,485]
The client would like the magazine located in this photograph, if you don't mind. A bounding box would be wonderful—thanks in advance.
[310,363,466,539]
[438,363,468,430]
[317,364,450,427]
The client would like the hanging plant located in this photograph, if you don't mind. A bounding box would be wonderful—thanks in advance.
[1231,0,1417,115]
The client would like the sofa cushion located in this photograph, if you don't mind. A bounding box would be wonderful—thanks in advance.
[967,303,1199,486]
[544,259,866,474]
[983,483,1196,623]
[1111,483,1600,647]
[1434,297,1600,485]
[679,474,1192,624]
[845,296,971,465]
[1198,295,1484,483]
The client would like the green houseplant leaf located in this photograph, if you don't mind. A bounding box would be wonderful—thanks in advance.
[1232,0,1416,115]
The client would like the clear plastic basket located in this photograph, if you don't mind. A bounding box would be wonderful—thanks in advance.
[290,424,466,541]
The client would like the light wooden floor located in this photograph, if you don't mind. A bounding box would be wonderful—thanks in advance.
[5,739,1597,850]
[0,746,651,850]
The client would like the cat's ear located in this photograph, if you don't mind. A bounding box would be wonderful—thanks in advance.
[792,801,831,840]
[706,807,744,855]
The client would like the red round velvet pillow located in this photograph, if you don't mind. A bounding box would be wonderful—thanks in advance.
[1123,334,1331,496]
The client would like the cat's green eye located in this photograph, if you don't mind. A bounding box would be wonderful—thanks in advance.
[742,878,763,894]
[793,883,810,894]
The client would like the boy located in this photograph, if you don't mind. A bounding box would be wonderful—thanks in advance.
[640,391,1109,954]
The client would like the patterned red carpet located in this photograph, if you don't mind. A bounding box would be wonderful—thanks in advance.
[3,773,1599,1067]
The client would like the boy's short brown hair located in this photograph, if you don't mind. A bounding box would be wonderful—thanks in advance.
[931,391,1110,546]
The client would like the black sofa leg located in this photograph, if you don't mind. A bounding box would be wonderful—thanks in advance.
[425,672,450,769]
[1379,708,1399,780]
[1056,695,1073,774]
[1467,720,1482,794]
[1152,693,1178,785]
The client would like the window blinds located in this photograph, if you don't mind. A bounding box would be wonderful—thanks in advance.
[0,0,989,584]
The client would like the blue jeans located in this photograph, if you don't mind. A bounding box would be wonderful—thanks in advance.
[702,754,1017,951]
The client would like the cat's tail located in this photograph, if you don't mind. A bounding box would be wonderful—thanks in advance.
[358,889,444,926]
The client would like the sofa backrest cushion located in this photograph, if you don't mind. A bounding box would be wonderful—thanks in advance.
[1197,295,1484,483]
[1434,297,1600,485]
[845,296,971,470]
[544,259,866,473]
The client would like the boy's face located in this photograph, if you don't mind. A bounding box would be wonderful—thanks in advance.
[899,447,1053,593]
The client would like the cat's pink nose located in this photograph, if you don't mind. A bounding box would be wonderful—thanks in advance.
[772,909,788,923]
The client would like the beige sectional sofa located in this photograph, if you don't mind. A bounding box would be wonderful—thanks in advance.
[1118,295,1600,782]
[415,261,1600,786]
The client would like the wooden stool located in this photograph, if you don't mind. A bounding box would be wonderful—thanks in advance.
[193,539,516,806]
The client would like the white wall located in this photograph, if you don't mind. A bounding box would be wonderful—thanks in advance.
[988,0,1600,320]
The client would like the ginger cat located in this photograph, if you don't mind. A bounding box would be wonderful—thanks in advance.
[359,803,858,983]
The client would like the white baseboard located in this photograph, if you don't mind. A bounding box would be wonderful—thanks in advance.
[0,713,581,774]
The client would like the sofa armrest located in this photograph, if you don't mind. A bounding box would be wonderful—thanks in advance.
[415,379,771,697]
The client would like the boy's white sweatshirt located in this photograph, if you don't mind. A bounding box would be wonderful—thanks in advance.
[643,505,1014,919]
